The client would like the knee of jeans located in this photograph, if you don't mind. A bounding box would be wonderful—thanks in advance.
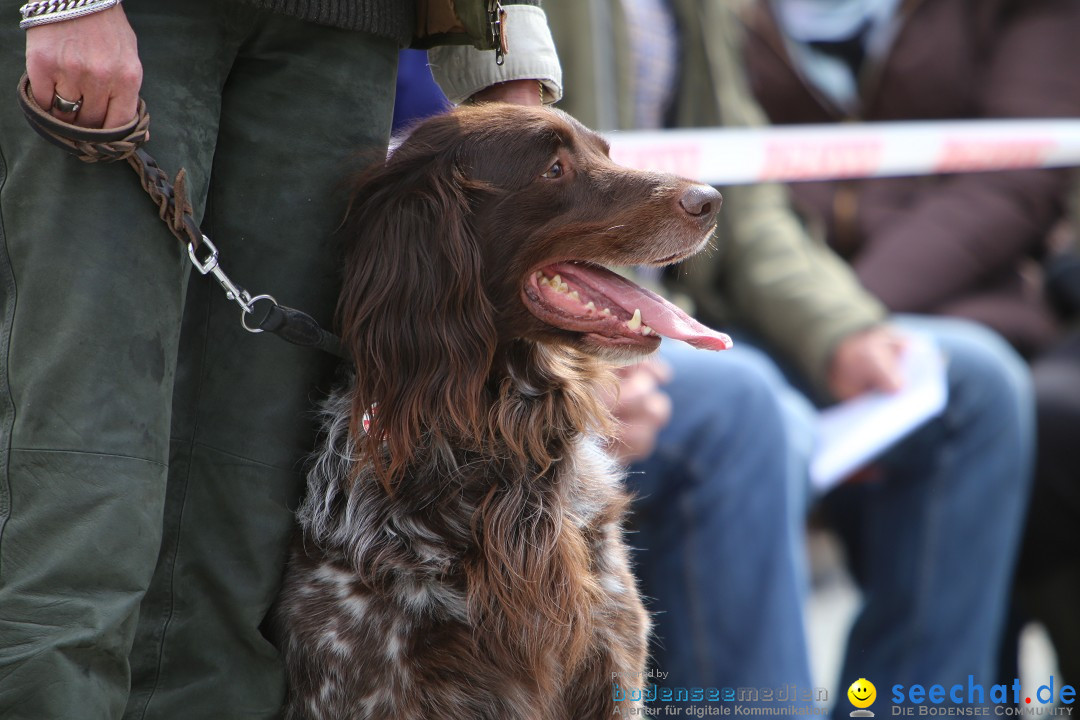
[948,323,1034,425]
[935,323,1036,494]
[779,390,816,461]
[709,359,799,454]
[663,346,789,428]
[655,353,788,464]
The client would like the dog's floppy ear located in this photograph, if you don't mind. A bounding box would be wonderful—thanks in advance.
[337,149,497,486]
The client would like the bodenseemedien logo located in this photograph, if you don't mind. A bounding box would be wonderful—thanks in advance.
[849,678,877,717]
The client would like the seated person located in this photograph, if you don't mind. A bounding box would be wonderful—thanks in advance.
[546,0,1035,706]
[740,0,1080,684]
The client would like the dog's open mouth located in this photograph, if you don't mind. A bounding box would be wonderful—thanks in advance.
[523,261,732,351]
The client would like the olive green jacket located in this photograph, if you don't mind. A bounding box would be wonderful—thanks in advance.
[546,0,886,393]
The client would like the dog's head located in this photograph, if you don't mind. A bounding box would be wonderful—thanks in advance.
[337,105,729,476]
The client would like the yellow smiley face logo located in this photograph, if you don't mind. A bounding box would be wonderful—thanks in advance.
[848,678,877,709]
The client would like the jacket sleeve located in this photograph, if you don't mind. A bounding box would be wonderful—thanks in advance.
[853,0,1080,313]
[427,3,563,104]
[675,0,886,393]
[684,183,888,395]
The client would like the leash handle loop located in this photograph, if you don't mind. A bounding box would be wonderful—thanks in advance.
[17,71,148,161]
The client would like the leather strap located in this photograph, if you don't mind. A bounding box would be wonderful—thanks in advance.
[258,304,345,359]
[17,72,148,158]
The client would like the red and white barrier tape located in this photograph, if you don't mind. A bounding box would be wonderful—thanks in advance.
[606,119,1080,185]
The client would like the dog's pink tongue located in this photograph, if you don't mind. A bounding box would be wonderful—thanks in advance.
[551,263,733,351]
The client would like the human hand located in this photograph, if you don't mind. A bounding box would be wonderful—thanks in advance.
[469,79,544,106]
[25,4,142,129]
[602,359,673,465]
[827,325,907,401]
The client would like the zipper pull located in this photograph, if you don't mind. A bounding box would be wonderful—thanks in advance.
[488,0,508,65]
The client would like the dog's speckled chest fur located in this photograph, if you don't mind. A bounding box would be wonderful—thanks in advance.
[275,386,650,720]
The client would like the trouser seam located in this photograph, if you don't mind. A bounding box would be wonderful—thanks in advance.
[0,140,16,567]
[175,438,304,473]
[8,447,167,468]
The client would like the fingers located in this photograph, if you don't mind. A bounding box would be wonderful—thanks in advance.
[828,325,908,400]
[636,357,674,384]
[641,390,673,428]
[887,332,908,356]
[868,328,907,393]
[51,78,85,122]
[26,34,88,123]
[102,72,140,129]
[864,350,904,394]
[26,66,56,115]
[23,5,142,129]
[614,371,673,429]
[608,389,672,465]
[598,360,675,463]
[617,365,662,401]
[42,64,141,129]
[614,357,674,385]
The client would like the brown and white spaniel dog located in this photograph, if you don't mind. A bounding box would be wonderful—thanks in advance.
[274,104,728,720]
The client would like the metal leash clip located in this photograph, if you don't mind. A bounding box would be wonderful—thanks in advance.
[187,235,278,333]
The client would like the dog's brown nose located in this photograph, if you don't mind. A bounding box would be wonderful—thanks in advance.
[678,184,723,224]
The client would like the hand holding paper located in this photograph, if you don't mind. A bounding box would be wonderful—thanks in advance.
[810,333,949,492]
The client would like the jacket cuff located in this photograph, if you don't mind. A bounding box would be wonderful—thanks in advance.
[427,5,563,105]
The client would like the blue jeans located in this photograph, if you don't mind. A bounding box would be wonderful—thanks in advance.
[627,315,1032,710]
[627,341,817,701]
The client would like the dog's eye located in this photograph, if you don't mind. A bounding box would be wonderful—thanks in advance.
[541,160,563,179]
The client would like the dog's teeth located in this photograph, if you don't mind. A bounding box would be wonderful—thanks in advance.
[585,301,596,313]
[627,309,642,331]
[641,325,653,336]
[601,308,612,317]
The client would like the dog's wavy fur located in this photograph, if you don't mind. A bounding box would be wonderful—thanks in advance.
[275,105,719,719]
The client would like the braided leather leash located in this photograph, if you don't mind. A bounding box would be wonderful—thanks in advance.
[16,74,345,359]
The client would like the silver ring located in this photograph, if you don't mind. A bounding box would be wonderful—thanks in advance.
[52,92,82,114]
[240,294,278,334]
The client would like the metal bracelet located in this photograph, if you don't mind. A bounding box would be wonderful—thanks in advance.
[19,0,120,29]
